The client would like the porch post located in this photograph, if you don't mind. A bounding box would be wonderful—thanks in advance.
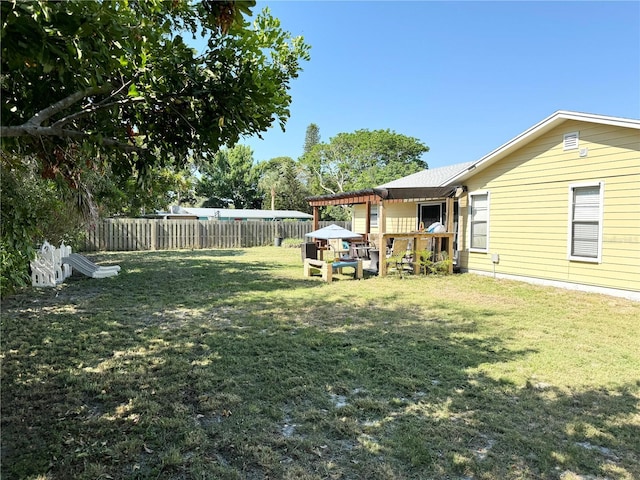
[313,206,320,231]
[445,197,454,232]
[365,201,371,238]
[445,197,455,274]
[378,201,387,276]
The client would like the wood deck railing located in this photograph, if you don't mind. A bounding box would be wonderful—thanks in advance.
[377,232,454,276]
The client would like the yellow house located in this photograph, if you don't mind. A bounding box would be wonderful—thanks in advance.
[452,111,639,301]
[307,111,639,300]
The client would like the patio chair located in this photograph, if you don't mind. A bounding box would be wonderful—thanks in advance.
[350,241,369,259]
[367,248,380,274]
[328,238,350,260]
[385,238,412,277]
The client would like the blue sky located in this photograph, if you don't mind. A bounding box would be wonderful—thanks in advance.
[237,1,640,169]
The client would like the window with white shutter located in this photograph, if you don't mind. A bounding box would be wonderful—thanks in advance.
[568,183,603,262]
[469,191,489,252]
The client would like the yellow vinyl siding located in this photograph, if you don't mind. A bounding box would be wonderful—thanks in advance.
[352,204,370,234]
[353,202,423,235]
[352,202,419,235]
[384,202,418,233]
[460,121,640,294]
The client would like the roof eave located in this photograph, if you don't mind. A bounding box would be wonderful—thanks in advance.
[382,186,456,200]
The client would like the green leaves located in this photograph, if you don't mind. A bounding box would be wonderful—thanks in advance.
[1,1,310,289]
[196,145,261,209]
[256,156,311,212]
[301,129,429,196]
[127,84,140,98]
[2,1,310,186]
[0,158,87,296]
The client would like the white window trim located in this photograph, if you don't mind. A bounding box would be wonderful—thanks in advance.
[469,190,490,253]
[416,201,443,230]
[567,181,604,263]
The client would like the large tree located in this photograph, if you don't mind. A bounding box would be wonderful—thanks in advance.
[256,156,310,212]
[94,164,199,216]
[301,129,429,196]
[196,145,260,209]
[0,0,309,295]
[1,0,310,184]
[303,123,321,154]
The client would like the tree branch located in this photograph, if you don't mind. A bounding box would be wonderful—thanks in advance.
[0,124,143,153]
[1,83,148,153]
[311,167,336,195]
[51,96,146,129]
[25,84,114,126]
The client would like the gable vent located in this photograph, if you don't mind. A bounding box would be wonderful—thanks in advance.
[563,131,579,150]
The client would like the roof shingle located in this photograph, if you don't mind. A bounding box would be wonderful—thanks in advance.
[377,161,475,189]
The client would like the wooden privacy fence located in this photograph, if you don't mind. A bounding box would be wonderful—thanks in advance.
[82,219,352,252]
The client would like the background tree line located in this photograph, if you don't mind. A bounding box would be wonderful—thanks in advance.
[193,124,430,221]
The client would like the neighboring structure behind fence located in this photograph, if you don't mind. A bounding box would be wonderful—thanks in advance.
[82,219,352,252]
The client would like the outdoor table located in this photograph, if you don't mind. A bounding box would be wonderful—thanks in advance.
[349,243,367,259]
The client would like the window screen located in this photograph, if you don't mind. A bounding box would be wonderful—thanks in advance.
[470,193,488,250]
[571,185,601,259]
[370,204,378,228]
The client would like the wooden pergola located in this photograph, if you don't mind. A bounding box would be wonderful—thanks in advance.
[306,187,459,275]
[307,189,381,235]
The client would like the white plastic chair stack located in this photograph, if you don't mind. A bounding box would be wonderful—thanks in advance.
[31,241,61,287]
[59,242,73,279]
[30,241,74,287]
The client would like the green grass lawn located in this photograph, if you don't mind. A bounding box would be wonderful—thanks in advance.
[2,246,639,480]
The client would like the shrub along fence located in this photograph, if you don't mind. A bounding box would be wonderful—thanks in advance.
[81,219,352,252]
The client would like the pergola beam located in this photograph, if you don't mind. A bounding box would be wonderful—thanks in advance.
[307,193,380,207]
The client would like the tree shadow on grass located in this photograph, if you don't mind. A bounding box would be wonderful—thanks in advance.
[373,369,639,479]
[2,251,638,479]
